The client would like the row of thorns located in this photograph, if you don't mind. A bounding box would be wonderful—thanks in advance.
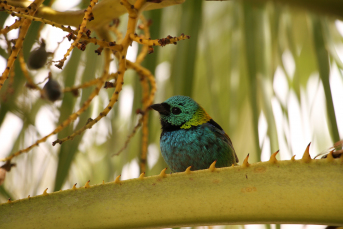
[0,0,190,175]
[4,144,343,202]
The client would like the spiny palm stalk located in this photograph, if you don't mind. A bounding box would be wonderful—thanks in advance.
[0,148,342,228]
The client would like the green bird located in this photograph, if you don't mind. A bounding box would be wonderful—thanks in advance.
[150,95,238,172]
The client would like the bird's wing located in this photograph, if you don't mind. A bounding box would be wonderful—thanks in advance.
[205,119,239,163]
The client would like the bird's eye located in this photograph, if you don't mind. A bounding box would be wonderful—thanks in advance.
[171,107,182,115]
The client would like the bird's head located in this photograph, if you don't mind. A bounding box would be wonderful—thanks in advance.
[150,95,211,130]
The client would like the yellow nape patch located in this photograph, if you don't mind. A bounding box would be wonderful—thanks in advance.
[181,106,211,129]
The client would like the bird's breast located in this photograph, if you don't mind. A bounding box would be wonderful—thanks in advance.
[159,125,230,172]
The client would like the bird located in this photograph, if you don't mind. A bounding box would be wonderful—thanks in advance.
[150,95,238,172]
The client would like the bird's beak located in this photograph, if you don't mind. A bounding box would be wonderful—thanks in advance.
[149,103,170,115]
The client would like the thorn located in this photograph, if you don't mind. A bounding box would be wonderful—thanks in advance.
[102,180,105,184]
[84,180,90,188]
[55,61,63,69]
[185,166,192,174]
[72,183,77,190]
[242,154,250,168]
[43,188,48,195]
[114,175,121,184]
[208,161,216,172]
[269,150,279,164]
[302,143,311,163]
[159,168,167,178]
[326,150,334,162]
[139,172,145,180]
[291,155,296,161]
[7,198,11,203]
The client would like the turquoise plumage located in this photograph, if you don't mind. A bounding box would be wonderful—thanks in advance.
[150,95,238,172]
